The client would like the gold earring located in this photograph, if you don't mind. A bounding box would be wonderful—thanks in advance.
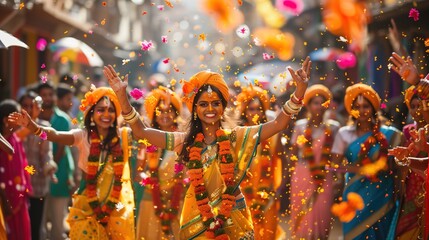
[193,112,197,120]
[90,117,95,126]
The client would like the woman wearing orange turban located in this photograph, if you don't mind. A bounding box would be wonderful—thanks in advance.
[9,87,136,240]
[135,86,186,239]
[236,86,284,240]
[103,57,310,239]
[289,84,340,239]
[331,83,402,240]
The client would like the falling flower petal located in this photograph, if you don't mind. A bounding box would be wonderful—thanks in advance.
[25,165,36,175]
[39,131,47,140]
[350,110,360,118]
[146,145,158,153]
[336,52,357,70]
[161,35,168,43]
[41,64,46,69]
[409,8,419,21]
[122,59,130,65]
[130,88,144,100]
[296,135,308,145]
[276,0,304,15]
[236,24,250,38]
[36,38,48,51]
[40,75,48,83]
[162,58,170,64]
[115,202,124,210]
[183,177,190,184]
[157,5,164,10]
[165,0,173,8]
[174,163,184,174]
[141,40,153,51]
[198,33,206,42]
[262,53,274,60]
[71,118,78,125]
[141,177,153,186]
[380,103,386,109]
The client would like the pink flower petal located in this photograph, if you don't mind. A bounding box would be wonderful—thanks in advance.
[39,131,47,140]
[183,177,190,184]
[146,145,158,153]
[36,38,47,51]
[174,163,184,174]
[409,8,419,21]
[262,53,274,60]
[380,103,386,109]
[336,52,357,70]
[141,40,153,51]
[162,58,170,64]
[129,88,144,100]
[41,64,46,69]
[40,75,48,83]
[140,177,152,186]
[276,0,304,15]
[157,5,164,10]
[161,35,168,43]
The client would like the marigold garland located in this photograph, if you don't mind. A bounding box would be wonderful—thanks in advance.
[357,125,389,181]
[146,149,184,235]
[186,129,235,239]
[302,124,333,187]
[87,131,124,226]
[241,140,273,222]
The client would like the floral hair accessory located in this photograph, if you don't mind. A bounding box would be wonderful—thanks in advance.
[79,86,122,117]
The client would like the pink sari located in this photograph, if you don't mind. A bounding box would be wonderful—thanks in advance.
[0,133,32,240]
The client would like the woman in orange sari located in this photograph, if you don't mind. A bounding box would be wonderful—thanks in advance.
[236,85,284,239]
[9,87,135,240]
[103,56,310,239]
[135,86,186,239]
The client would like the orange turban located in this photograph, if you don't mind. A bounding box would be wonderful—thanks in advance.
[303,84,332,106]
[144,86,182,121]
[344,83,381,114]
[404,86,417,110]
[236,85,270,114]
[182,71,229,112]
[79,87,121,117]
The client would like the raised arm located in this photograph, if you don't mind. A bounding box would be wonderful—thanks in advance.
[259,57,310,142]
[8,109,75,146]
[103,65,167,148]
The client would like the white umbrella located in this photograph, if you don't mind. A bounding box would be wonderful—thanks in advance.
[0,30,29,49]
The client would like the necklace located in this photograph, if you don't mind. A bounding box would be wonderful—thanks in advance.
[87,131,124,226]
[187,130,235,239]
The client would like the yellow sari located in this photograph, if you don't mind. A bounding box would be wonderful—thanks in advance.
[67,128,135,240]
[175,126,262,240]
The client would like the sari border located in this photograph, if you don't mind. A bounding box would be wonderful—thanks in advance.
[345,201,394,240]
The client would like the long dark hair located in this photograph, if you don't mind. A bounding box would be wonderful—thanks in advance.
[84,96,119,150]
[180,84,227,162]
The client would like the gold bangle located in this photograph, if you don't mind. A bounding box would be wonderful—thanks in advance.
[34,127,42,136]
[122,108,136,119]
[285,100,302,112]
[287,100,303,111]
[126,113,141,125]
[123,109,137,121]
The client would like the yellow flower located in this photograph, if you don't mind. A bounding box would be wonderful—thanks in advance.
[25,165,36,175]
[350,109,360,118]
[296,135,308,145]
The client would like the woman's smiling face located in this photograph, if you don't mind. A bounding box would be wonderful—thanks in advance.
[195,91,224,126]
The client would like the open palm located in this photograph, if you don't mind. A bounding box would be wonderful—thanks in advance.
[8,110,31,128]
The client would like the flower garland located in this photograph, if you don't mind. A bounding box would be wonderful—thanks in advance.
[302,124,333,187]
[241,140,273,222]
[87,131,124,226]
[186,130,235,240]
[146,148,184,235]
[357,125,389,182]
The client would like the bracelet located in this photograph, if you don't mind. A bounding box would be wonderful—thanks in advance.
[123,108,137,121]
[285,100,302,112]
[394,157,410,167]
[122,108,136,119]
[34,127,42,136]
[125,112,141,125]
[291,93,304,105]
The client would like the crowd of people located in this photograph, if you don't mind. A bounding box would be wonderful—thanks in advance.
[0,45,428,240]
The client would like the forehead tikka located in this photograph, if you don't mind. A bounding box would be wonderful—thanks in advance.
[207,85,213,96]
